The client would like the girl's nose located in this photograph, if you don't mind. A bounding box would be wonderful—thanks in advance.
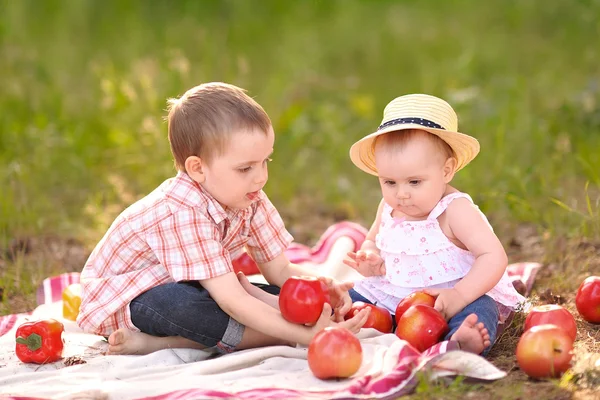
[396,189,409,199]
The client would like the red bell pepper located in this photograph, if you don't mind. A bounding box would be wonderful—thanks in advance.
[15,319,64,364]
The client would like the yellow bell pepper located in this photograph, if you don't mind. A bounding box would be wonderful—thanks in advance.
[62,283,82,321]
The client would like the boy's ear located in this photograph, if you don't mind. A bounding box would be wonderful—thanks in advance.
[443,157,457,183]
[185,156,206,183]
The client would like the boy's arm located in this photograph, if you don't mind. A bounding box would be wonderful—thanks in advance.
[200,272,369,346]
[200,272,313,345]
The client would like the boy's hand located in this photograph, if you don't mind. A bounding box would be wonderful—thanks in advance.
[422,288,469,320]
[318,277,354,322]
[311,302,370,336]
[343,250,385,277]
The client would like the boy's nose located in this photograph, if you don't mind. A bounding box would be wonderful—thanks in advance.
[255,164,268,184]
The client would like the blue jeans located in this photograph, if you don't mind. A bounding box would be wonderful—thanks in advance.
[129,281,280,354]
[349,289,499,356]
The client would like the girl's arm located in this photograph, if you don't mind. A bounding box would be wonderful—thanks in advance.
[341,199,386,277]
[429,198,507,318]
[200,272,368,346]
[357,198,385,254]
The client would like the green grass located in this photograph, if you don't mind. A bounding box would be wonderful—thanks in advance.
[1,0,600,310]
[2,0,599,250]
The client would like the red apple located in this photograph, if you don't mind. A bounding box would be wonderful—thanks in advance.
[232,251,260,276]
[524,304,577,341]
[279,276,331,325]
[395,304,448,352]
[308,327,362,379]
[575,276,600,324]
[394,291,436,325]
[344,302,393,333]
[516,324,574,379]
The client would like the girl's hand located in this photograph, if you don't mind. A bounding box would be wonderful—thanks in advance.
[423,288,469,320]
[317,277,354,322]
[343,250,385,277]
[310,302,370,336]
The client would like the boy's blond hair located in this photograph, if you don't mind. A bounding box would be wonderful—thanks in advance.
[167,82,272,171]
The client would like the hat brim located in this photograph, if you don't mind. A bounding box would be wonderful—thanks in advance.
[349,124,480,176]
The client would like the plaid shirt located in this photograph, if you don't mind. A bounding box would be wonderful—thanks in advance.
[77,172,293,336]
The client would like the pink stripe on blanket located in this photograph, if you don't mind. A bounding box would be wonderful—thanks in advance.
[0,397,46,400]
[144,388,325,399]
[287,221,368,264]
[35,272,80,305]
[506,262,541,294]
[0,314,22,337]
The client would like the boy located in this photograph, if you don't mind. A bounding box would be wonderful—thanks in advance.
[77,82,368,355]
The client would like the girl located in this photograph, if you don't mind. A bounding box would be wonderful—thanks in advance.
[344,94,525,355]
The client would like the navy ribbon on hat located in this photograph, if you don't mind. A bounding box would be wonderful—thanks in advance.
[378,117,445,131]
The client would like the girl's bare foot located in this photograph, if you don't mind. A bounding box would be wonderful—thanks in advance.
[107,329,204,355]
[450,314,491,354]
[237,272,280,310]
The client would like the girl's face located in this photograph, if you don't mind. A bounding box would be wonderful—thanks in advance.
[375,134,455,220]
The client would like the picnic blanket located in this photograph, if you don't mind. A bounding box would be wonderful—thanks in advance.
[0,222,542,399]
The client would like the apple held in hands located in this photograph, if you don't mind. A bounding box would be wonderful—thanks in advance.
[345,302,393,334]
[279,276,331,325]
[394,291,436,325]
[575,276,600,324]
[308,327,363,379]
[395,304,448,352]
[516,324,574,379]
[524,304,577,342]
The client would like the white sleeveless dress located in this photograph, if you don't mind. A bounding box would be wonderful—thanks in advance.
[353,192,525,321]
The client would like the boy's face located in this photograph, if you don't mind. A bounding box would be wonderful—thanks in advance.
[375,135,454,220]
[196,126,275,210]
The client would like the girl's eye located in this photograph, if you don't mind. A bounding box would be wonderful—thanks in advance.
[409,180,421,185]
[384,180,396,186]
[239,166,252,173]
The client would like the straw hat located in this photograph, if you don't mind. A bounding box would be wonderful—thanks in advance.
[349,94,480,176]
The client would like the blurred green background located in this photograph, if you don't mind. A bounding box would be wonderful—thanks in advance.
[1,0,599,276]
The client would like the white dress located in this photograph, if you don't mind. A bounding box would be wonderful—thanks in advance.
[353,192,526,320]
